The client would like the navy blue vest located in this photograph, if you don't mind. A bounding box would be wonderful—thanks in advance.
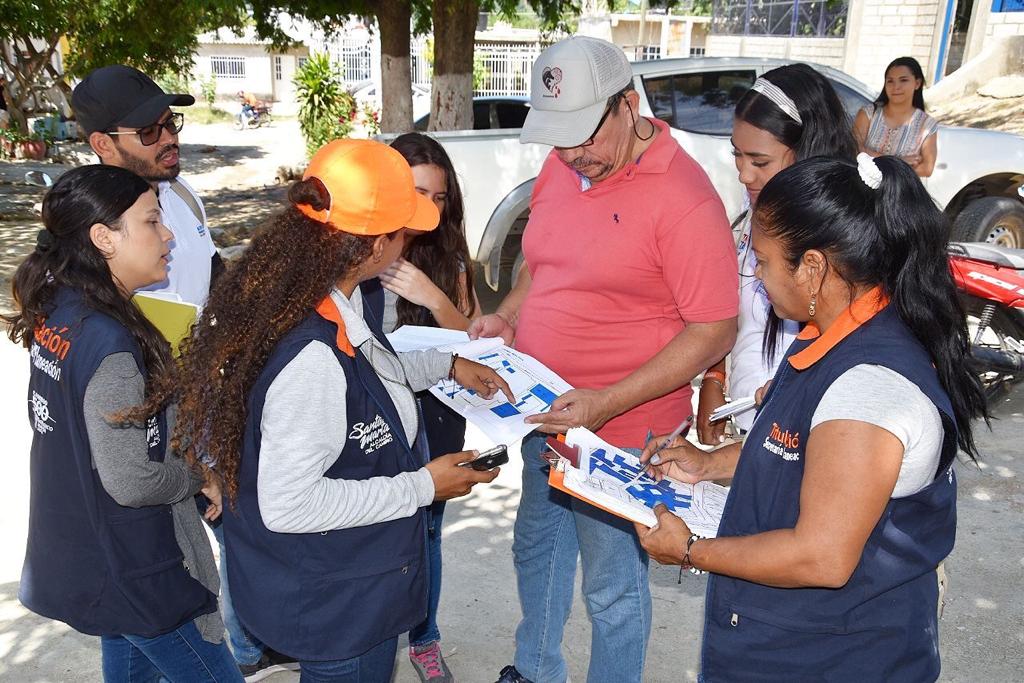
[224,293,430,661]
[702,304,957,682]
[20,288,216,637]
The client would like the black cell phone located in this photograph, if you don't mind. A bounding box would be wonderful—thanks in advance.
[458,445,509,471]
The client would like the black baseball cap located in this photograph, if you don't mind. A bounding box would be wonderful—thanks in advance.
[72,65,194,134]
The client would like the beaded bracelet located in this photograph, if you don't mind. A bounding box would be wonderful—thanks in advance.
[448,353,459,381]
[678,532,706,582]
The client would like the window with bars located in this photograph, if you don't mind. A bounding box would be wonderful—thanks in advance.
[711,0,848,38]
[211,56,246,79]
[274,56,282,81]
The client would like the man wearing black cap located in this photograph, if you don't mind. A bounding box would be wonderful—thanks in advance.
[72,65,222,308]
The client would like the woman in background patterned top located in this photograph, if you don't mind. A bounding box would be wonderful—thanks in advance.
[854,57,939,178]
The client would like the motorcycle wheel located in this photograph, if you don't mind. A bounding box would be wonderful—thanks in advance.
[233,118,244,131]
[961,294,1024,405]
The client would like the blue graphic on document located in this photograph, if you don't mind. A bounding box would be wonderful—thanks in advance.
[588,448,693,511]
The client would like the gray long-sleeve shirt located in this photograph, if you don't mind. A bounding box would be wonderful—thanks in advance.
[83,352,223,643]
[257,287,452,534]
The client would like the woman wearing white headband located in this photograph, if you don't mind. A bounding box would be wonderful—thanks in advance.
[695,63,857,445]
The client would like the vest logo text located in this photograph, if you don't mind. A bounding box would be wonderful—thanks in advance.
[763,422,801,461]
[349,414,394,455]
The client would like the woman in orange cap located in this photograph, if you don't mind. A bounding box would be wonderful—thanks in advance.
[138,139,513,681]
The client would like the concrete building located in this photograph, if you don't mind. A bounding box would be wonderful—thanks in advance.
[193,27,310,105]
[701,0,1024,92]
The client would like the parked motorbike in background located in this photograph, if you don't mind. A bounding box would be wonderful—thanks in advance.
[949,241,1024,407]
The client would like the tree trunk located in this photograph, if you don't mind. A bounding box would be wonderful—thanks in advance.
[377,1,414,135]
[429,0,479,131]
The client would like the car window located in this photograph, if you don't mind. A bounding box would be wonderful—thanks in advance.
[473,102,491,130]
[643,70,756,136]
[496,101,529,129]
[828,79,872,120]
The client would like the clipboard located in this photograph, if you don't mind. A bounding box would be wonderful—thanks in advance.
[132,292,200,356]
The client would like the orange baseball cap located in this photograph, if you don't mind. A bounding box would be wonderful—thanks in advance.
[295,139,439,235]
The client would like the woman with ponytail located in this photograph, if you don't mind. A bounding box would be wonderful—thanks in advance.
[5,165,240,681]
[696,63,857,444]
[141,139,511,680]
[634,154,987,681]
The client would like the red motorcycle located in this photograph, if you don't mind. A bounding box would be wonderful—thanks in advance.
[948,242,1024,405]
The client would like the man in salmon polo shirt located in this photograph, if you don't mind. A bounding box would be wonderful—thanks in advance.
[471,36,738,683]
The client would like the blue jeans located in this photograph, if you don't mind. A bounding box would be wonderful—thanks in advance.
[101,620,242,682]
[299,637,398,683]
[409,500,445,647]
[512,433,652,683]
[212,523,265,665]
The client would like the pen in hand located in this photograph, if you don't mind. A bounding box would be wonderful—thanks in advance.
[621,414,694,489]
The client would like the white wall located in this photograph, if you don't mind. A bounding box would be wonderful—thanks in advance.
[704,35,846,68]
[193,44,275,100]
[987,10,1024,38]
[843,0,946,91]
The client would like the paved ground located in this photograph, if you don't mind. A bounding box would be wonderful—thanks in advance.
[0,115,1022,681]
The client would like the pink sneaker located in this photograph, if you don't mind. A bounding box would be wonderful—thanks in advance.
[409,641,454,683]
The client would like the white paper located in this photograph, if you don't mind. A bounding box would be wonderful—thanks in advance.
[709,395,756,423]
[561,428,727,537]
[387,325,470,353]
[428,345,573,444]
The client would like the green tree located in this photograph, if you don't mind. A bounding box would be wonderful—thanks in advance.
[0,0,246,133]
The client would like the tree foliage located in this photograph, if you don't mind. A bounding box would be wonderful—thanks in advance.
[0,0,246,132]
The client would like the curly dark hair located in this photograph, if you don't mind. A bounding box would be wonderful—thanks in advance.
[3,165,172,395]
[135,178,376,501]
[389,132,476,327]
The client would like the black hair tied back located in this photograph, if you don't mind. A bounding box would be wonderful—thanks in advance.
[35,229,56,254]
[288,177,330,214]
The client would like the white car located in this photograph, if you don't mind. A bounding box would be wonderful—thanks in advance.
[352,79,432,123]
[415,57,1024,291]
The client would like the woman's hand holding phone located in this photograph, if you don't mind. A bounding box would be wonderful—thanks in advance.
[426,450,500,501]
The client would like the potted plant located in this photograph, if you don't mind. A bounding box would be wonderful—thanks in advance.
[16,130,50,160]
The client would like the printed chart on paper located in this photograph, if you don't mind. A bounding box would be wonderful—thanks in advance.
[383,324,573,444]
[562,428,727,537]
[430,345,573,444]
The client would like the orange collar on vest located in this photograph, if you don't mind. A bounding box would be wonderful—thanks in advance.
[788,286,889,370]
[315,295,356,357]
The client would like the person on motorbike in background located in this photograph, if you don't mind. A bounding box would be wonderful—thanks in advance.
[237,90,259,126]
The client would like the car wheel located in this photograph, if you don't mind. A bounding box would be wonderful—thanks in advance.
[952,196,1024,248]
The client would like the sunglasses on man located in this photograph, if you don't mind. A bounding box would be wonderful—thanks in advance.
[106,112,184,146]
[554,90,628,151]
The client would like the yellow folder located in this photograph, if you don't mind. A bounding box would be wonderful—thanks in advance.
[132,292,200,356]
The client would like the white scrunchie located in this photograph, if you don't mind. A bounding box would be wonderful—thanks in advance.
[857,152,883,190]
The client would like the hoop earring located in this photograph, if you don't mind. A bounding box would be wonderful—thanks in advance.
[808,293,817,318]
[625,100,654,141]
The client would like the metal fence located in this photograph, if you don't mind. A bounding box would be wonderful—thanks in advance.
[331,34,547,97]
[330,36,373,82]
[711,0,848,38]
[473,42,545,96]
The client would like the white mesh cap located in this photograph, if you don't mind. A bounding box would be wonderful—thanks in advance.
[520,36,633,147]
